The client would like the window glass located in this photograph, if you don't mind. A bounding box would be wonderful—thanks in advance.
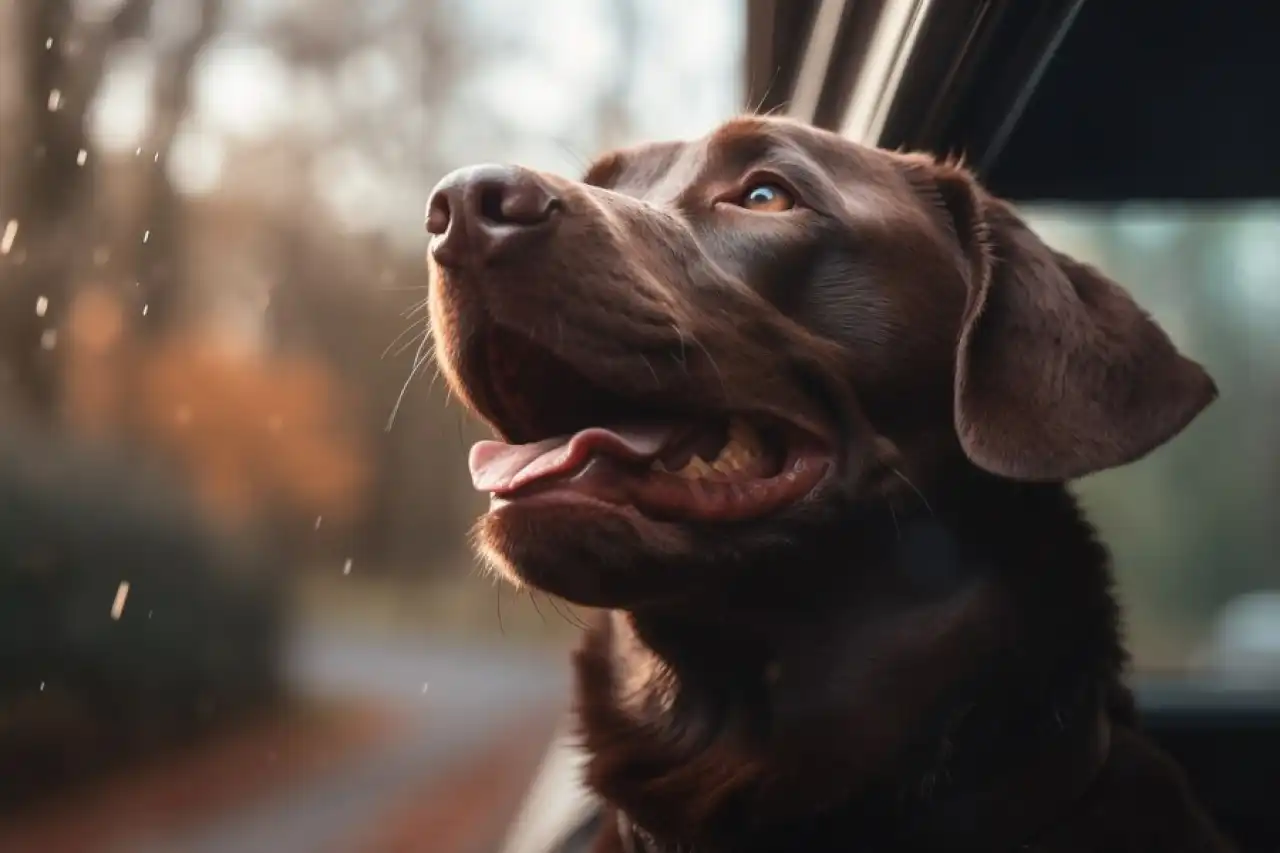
[1024,203,1280,678]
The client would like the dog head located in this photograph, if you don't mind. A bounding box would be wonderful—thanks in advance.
[425,116,1216,610]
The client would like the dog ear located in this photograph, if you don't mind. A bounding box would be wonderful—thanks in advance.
[901,156,1218,481]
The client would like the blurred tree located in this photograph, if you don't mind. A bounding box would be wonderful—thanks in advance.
[0,0,222,418]
[0,0,148,416]
[133,0,224,337]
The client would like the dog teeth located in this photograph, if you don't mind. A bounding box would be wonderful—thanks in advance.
[657,419,763,480]
[673,456,716,479]
[711,420,763,474]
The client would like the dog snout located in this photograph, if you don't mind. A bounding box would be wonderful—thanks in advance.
[426,164,561,268]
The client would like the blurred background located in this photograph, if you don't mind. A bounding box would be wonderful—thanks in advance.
[0,0,1275,851]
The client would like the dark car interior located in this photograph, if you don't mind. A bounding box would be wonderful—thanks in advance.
[746,1,1280,849]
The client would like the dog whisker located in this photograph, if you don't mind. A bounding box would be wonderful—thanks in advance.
[686,329,728,402]
[889,466,934,516]
[495,586,505,636]
[383,320,429,360]
[386,332,436,430]
[392,328,431,359]
[402,299,430,319]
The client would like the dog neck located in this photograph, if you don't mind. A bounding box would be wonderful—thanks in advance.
[573,478,1124,852]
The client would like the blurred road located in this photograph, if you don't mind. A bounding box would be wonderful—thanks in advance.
[0,628,571,853]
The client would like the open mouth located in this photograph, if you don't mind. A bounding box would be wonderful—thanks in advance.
[465,330,833,522]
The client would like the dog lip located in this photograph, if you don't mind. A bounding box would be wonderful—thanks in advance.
[472,419,834,523]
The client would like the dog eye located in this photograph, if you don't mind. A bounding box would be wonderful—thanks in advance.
[739,183,794,213]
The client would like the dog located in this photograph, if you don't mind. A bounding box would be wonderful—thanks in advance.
[425,116,1234,852]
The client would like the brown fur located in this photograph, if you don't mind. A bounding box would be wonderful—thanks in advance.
[426,117,1231,852]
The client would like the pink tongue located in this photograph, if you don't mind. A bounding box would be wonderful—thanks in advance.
[469,426,676,494]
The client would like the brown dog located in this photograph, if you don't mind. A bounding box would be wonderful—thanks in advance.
[425,117,1233,852]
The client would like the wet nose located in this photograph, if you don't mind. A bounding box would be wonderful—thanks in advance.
[426,165,561,268]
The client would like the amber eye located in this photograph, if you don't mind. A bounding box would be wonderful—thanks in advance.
[739,183,794,212]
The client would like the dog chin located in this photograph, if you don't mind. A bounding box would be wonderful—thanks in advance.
[473,493,719,608]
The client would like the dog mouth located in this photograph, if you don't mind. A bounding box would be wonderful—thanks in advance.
[465,329,833,522]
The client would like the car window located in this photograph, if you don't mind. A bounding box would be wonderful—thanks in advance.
[1024,203,1280,679]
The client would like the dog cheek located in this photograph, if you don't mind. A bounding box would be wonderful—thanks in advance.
[793,259,896,359]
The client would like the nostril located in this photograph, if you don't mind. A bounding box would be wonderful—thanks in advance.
[499,186,559,226]
[477,185,507,225]
[426,192,451,235]
[475,177,560,228]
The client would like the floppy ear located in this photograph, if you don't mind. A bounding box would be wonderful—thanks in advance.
[902,157,1218,481]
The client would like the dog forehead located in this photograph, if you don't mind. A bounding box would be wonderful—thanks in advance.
[593,139,702,206]
[595,117,922,220]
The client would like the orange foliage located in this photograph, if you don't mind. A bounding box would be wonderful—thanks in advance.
[62,288,369,528]
[135,336,368,527]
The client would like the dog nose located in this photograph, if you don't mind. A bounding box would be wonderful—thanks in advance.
[426,165,560,267]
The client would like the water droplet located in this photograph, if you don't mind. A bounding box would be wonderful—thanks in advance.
[39,681,45,691]
[421,682,430,693]
[40,329,57,350]
[142,304,149,316]
[76,149,87,166]
[45,38,53,50]
[342,558,353,575]
[142,229,150,243]
[35,296,48,317]
[47,90,62,111]
[111,581,131,620]
[0,220,18,255]
[314,515,323,530]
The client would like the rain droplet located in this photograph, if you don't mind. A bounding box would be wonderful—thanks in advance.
[314,515,323,530]
[0,220,17,255]
[45,38,53,50]
[111,581,131,620]
[135,147,142,156]
[421,682,430,693]
[142,304,149,316]
[40,329,57,350]
[342,558,353,575]
[142,229,150,243]
[39,681,45,691]
[76,149,87,166]
[35,296,48,317]
[47,89,62,111]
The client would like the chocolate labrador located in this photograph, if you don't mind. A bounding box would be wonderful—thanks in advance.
[424,117,1233,852]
